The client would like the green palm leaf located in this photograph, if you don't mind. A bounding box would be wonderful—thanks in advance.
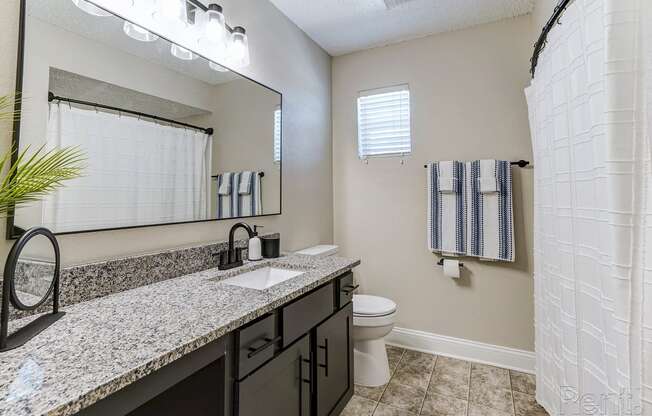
[0,94,86,217]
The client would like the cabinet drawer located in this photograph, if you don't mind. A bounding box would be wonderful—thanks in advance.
[236,313,279,379]
[336,272,356,309]
[282,283,335,347]
[236,335,310,416]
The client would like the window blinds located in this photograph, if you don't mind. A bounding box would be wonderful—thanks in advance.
[273,107,281,163]
[357,85,411,159]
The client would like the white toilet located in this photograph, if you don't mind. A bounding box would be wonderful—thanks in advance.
[295,245,398,387]
[352,294,397,386]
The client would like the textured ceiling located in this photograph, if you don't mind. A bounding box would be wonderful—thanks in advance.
[269,0,535,56]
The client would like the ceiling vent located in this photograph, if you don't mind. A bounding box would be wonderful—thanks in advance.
[383,0,417,10]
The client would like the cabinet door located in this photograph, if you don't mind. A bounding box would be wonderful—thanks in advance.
[236,335,311,416]
[315,303,354,416]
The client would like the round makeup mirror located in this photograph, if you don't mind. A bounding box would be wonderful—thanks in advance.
[7,228,59,310]
[1,227,63,352]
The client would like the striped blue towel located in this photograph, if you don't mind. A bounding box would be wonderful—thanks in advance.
[427,161,467,255]
[467,160,514,262]
[216,172,239,219]
[236,171,262,217]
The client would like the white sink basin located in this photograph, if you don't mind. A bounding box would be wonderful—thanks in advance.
[222,267,305,290]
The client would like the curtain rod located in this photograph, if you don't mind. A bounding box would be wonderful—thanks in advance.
[47,92,214,135]
[423,160,530,168]
[530,0,574,78]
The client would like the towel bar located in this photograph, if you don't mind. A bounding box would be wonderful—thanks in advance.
[423,160,530,169]
[212,172,264,179]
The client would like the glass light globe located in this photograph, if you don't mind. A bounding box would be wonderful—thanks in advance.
[72,0,112,17]
[228,27,250,68]
[171,43,197,60]
[205,4,226,44]
[124,21,159,42]
[158,0,188,23]
[131,0,157,16]
[209,61,229,72]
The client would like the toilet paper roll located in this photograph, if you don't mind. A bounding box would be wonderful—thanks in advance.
[443,259,460,279]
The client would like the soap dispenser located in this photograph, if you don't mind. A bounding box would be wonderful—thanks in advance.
[248,225,263,261]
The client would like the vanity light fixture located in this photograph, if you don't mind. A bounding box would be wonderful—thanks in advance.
[228,26,250,68]
[123,21,159,42]
[204,4,227,44]
[72,0,112,17]
[73,0,249,69]
[157,0,189,25]
[209,61,229,72]
[171,43,197,60]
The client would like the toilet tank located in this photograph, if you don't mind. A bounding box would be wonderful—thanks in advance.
[294,245,339,257]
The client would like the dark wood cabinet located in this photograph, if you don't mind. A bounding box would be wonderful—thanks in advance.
[76,273,355,416]
[315,303,354,416]
[233,274,355,416]
[235,335,311,416]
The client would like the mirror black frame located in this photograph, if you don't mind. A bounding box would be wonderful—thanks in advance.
[7,0,283,239]
[0,227,64,352]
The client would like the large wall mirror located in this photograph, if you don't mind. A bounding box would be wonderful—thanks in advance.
[9,0,282,237]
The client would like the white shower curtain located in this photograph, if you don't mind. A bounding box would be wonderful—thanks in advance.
[43,104,212,232]
[526,0,651,414]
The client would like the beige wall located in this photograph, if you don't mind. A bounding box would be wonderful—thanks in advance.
[332,16,536,351]
[533,0,558,34]
[0,0,332,265]
[186,79,282,217]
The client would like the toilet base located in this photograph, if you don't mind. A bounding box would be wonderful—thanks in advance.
[353,338,391,386]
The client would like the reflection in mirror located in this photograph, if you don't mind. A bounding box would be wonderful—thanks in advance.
[13,235,56,308]
[11,0,282,235]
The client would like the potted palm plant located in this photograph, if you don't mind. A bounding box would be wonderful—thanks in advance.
[0,94,85,217]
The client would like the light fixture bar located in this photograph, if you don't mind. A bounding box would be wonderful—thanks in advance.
[187,0,237,33]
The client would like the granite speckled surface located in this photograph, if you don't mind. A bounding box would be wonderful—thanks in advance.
[4,234,278,321]
[0,253,359,416]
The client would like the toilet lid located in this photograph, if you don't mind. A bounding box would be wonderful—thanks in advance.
[353,295,396,317]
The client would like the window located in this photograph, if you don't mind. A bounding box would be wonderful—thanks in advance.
[273,107,281,163]
[357,84,411,159]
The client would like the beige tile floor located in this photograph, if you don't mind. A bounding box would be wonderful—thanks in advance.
[341,345,548,416]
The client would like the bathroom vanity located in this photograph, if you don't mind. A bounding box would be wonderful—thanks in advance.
[0,253,359,416]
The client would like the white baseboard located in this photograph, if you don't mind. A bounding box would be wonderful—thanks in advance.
[385,327,536,374]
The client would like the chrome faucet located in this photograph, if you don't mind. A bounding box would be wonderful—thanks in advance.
[216,222,255,270]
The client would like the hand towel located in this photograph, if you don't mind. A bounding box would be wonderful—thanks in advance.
[216,172,238,219]
[427,161,466,255]
[478,177,498,193]
[438,177,458,193]
[239,171,253,195]
[467,160,514,262]
[218,172,232,195]
[237,171,262,217]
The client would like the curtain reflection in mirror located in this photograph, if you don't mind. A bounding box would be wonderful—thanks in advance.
[42,104,212,232]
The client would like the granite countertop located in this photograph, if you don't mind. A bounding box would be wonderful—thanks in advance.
[0,254,360,416]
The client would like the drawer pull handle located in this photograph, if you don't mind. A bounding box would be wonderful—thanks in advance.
[247,336,281,358]
[341,284,359,295]
[318,338,329,377]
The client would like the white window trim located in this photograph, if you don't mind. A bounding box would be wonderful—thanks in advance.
[356,83,412,160]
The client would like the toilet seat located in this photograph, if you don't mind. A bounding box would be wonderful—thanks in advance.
[353,295,396,317]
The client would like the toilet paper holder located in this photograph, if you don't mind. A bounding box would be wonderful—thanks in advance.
[437,259,464,268]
